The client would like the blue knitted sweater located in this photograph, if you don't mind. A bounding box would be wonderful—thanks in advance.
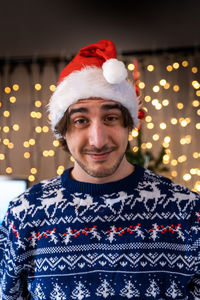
[0,164,200,299]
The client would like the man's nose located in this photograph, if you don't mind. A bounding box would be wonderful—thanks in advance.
[88,121,108,149]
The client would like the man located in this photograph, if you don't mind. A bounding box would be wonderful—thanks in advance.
[0,40,200,299]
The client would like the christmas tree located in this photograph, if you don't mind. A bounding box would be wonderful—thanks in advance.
[50,283,66,300]
[34,283,46,299]
[96,279,115,298]
[120,280,140,298]
[71,281,90,300]
[165,281,183,299]
[145,279,160,298]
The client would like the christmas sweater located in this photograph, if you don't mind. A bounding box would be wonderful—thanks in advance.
[0,164,200,300]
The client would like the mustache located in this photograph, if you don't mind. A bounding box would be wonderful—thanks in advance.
[81,145,117,154]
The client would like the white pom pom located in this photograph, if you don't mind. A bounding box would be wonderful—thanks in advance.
[102,58,127,84]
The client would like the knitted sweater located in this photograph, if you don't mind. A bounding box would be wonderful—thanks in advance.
[0,164,200,300]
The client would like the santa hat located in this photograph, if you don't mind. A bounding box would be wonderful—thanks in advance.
[49,40,138,137]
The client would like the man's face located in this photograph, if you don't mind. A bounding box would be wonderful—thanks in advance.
[65,98,130,182]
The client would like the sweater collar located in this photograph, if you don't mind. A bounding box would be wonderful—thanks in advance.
[61,164,145,196]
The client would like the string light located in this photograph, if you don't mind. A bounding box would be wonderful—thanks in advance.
[173,62,179,69]
[153,85,160,93]
[182,60,189,67]
[35,83,42,91]
[4,87,11,94]
[49,84,56,92]
[10,96,16,103]
[147,65,154,72]
[128,64,135,71]
[12,84,19,91]
[57,165,65,175]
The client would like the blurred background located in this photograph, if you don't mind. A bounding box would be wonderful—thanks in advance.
[0,0,200,205]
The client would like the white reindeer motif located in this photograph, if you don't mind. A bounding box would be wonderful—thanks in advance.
[95,191,132,214]
[61,193,97,216]
[131,181,165,212]
[33,188,65,218]
[162,185,197,212]
[11,195,34,222]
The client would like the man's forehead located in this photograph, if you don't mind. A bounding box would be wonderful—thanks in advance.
[68,98,121,111]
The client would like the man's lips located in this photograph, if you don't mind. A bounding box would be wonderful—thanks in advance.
[87,151,112,161]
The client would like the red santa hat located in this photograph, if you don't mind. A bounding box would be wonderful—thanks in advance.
[49,40,138,137]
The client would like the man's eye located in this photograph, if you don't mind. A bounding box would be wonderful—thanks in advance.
[74,119,88,127]
[105,116,119,122]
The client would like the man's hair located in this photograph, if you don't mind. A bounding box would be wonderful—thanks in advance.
[54,103,134,152]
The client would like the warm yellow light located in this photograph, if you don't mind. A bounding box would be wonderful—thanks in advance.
[13,84,19,91]
[35,83,42,91]
[196,123,200,129]
[193,152,200,159]
[192,100,199,107]
[138,82,145,89]
[6,167,12,174]
[147,64,154,72]
[141,143,146,149]
[194,181,200,192]
[164,136,171,143]
[53,140,59,147]
[185,135,192,144]
[152,99,159,106]
[177,102,184,109]
[173,85,180,92]
[197,109,200,116]
[162,99,169,106]
[8,142,14,149]
[49,150,55,156]
[43,150,49,157]
[163,154,170,164]
[171,159,177,166]
[24,152,31,159]
[29,138,35,145]
[180,138,186,145]
[192,67,198,73]
[196,90,200,97]
[10,96,16,103]
[183,173,191,181]
[178,155,187,163]
[30,168,37,174]
[35,100,42,107]
[153,85,160,93]
[171,171,178,177]
[173,62,180,69]
[190,168,197,175]
[36,112,42,119]
[171,118,178,125]
[0,154,5,160]
[28,175,35,182]
[144,95,151,102]
[147,122,154,129]
[155,103,162,110]
[153,134,160,141]
[145,116,152,122]
[131,129,139,137]
[180,120,187,127]
[4,87,11,94]
[128,135,133,141]
[3,126,9,133]
[30,111,37,118]
[146,142,152,149]
[35,126,42,133]
[160,122,167,129]
[23,141,30,148]
[133,146,139,152]
[49,84,56,92]
[3,111,10,117]
[182,60,189,67]
[128,64,135,71]
[166,65,173,72]
[159,79,167,86]
[163,82,170,89]
[192,80,200,89]
[13,124,20,131]
[3,139,9,145]
[57,165,65,175]
[42,126,49,133]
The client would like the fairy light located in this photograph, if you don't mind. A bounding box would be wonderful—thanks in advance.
[3,126,9,133]
[13,124,20,131]
[194,181,200,192]
[160,122,167,130]
[155,103,162,110]
[177,102,184,109]
[173,62,179,69]
[35,83,42,91]
[152,99,159,106]
[35,100,42,108]
[0,154,5,160]
[133,146,139,152]
[193,152,200,159]
[24,152,31,159]
[152,134,160,141]
[28,175,35,182]
[196,123,200,130]
[147,123,154,129]
[4,87,11,94]
[57,165,65,175]
[29,138,36,145]
[153,85,160,93]
[147,64,154,72]
[196,90,200,97]
[35,126,42,133]
[30,168,37,174]
[3,111,10,117]
[163,82,170,89]
[145,116,152,122]
[138,82,145,89]
[12,84,19,91]
[146,142,152,149]
[171,159,178,166]
[162,99,169,106]
[166,65,173,72]
[171,171,178,177]
[128,64,135,71]
[10,96,16,103]
[182,60,189,67]
[53,140,59,147]
[49,84,56,92]
[183,173,191,181]
[171,118,178,125]
[192,67,198,73]
[42,126,49,133]
[159,79,166,86]
[144,95,151,102]
[23,141,30,148]
[192,81,200,89]
[173,85,180,92]
[6,167,12,174]
[131,129,139,137]
[197,109,200,116]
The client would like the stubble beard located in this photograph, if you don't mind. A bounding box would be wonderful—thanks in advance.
[73,149,126,178]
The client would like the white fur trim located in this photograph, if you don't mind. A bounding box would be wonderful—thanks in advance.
[48,66,138,137]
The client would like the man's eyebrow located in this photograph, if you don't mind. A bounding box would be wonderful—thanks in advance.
[68,107,89,117]
[101,104,122,111]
